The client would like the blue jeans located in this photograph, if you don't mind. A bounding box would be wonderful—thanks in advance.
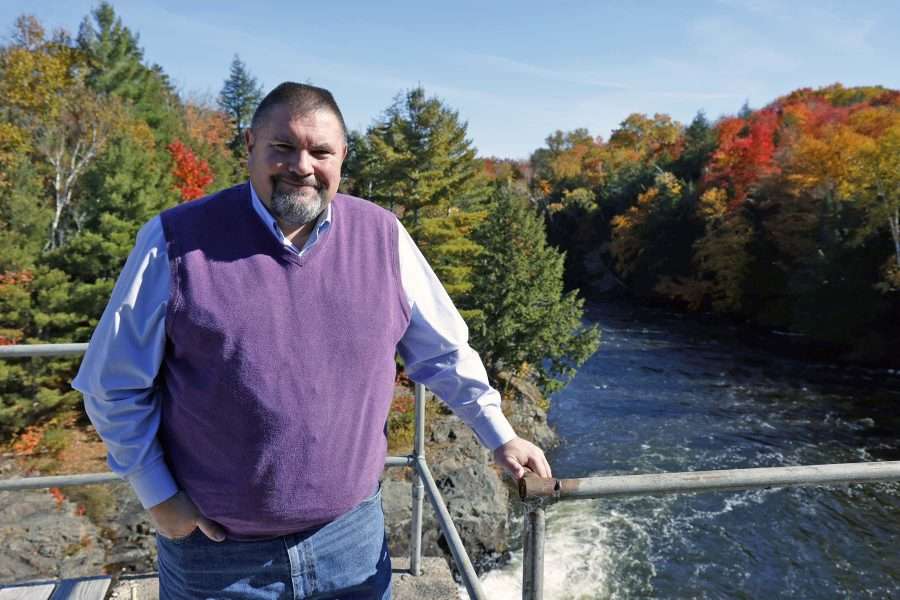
[156,486,391,599]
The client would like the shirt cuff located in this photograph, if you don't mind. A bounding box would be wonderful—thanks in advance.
[126,457,179,509]
[470,405,518,451]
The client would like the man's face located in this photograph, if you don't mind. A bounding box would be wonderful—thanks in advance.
[245,104,347,229]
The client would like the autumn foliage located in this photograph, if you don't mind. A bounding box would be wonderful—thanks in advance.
[167,139,214,201]
[534,83,900,361]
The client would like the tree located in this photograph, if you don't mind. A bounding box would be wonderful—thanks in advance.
[346,87,489,226]
[167,139,214,201]
[469,186,599,394]
[77,2,181,138]
[218,55,263,156]
[414,208,485,322]
[705,109,780,205]
[345,87,491,311]
[37,81,126,248]
[843,112,900,289]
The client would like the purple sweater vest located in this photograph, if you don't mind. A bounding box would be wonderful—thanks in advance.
[158,183,410,538]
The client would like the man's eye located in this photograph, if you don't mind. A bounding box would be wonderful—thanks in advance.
[273,144,292,151]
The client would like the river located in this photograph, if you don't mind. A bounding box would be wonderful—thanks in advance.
[475,301,900,599]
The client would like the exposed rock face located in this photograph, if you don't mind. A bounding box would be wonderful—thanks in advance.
[496,372,557,450]
[383,380,557,574]
[0,487,106,583]
[0,380,557,584]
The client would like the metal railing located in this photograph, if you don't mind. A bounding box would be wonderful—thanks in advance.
[10,343,900,600]
[517,461,900,600]
[0,344,488,599]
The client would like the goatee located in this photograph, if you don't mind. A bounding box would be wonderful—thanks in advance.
[270,187,327,228]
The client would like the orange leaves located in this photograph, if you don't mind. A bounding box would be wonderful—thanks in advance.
[49,487,65,509]
[167,139,214,201]
[11,425,43,455]
[184,103,231,154]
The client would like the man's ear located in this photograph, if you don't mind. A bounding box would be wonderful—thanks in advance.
[244,128,255,154]
[341,142,349,161]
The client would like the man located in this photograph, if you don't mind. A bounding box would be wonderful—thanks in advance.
[73,82,551,599]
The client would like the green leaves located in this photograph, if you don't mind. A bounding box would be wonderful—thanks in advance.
[346,87,489,224]
[469,186,599,395]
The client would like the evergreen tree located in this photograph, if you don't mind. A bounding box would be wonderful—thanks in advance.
[672,111,718,182]
[345,87,492,312]
[218,55,263,156]
[346,87,489,227]
[77,2,181,139]
[414,208,486,322]
[469,185,600,394]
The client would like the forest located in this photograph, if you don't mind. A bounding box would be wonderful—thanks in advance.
[0,3,897,449]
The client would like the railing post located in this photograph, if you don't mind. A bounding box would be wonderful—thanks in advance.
[522,503,545,600]
[409,383,427,576]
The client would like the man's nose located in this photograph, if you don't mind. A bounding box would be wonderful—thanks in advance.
[292,150,313,174]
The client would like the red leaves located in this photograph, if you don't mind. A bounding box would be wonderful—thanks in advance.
[705,108,780,205]
[167,139,213,201]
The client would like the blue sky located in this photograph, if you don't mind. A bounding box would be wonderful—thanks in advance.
[2,1,898,158]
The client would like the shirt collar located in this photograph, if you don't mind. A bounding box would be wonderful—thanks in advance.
[248,180,332,254]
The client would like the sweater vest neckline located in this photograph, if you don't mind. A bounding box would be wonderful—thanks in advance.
[241,182,336,267]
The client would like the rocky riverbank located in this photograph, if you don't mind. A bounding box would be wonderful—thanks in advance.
[0,374,555,585]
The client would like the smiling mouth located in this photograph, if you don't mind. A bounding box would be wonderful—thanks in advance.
[275,177,320,191]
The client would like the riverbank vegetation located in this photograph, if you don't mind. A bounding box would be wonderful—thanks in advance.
[530,86,899,363]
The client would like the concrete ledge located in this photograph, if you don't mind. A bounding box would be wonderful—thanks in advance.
[107,556,458,599]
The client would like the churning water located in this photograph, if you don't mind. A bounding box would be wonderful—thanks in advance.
[472,301,900,599]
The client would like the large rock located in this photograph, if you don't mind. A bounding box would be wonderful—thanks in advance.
[0,487,107,584]
[496,372,558,450]
[383,413,512,574]
[384,380,558,574]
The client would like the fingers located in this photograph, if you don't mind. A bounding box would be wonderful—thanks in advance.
[525,447,552,479]
[197,517,227,542]
[494,438,554,480]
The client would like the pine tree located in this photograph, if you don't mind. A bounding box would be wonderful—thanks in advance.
[469,185,600,394]
[345,87,492,311]
[218,55,263,156]
[347,87,489,227]
[77,2,181,138]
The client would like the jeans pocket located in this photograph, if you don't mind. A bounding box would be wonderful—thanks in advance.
[159,526,203,545]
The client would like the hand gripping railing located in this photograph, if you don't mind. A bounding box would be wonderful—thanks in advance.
[517,461,900,600]
[0,344,489,600]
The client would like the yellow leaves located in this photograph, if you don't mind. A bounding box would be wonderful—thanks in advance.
[654,171,682,199]
[693,212,753,313]
[698,187,729,221]
[0,122,29,188]
[785,124,873,199]
[0,44,75,117]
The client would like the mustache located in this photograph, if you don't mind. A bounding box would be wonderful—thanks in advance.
[273,175,321,189]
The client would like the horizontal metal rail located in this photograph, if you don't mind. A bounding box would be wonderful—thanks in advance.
[519,461,900,500]
[0,456,416,492]
[520,462,900,599]
[0,343,88,357]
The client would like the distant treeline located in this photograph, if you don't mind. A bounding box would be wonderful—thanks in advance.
[517,85,899,363]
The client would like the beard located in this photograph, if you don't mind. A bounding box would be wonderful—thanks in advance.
[269,178,328,228]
